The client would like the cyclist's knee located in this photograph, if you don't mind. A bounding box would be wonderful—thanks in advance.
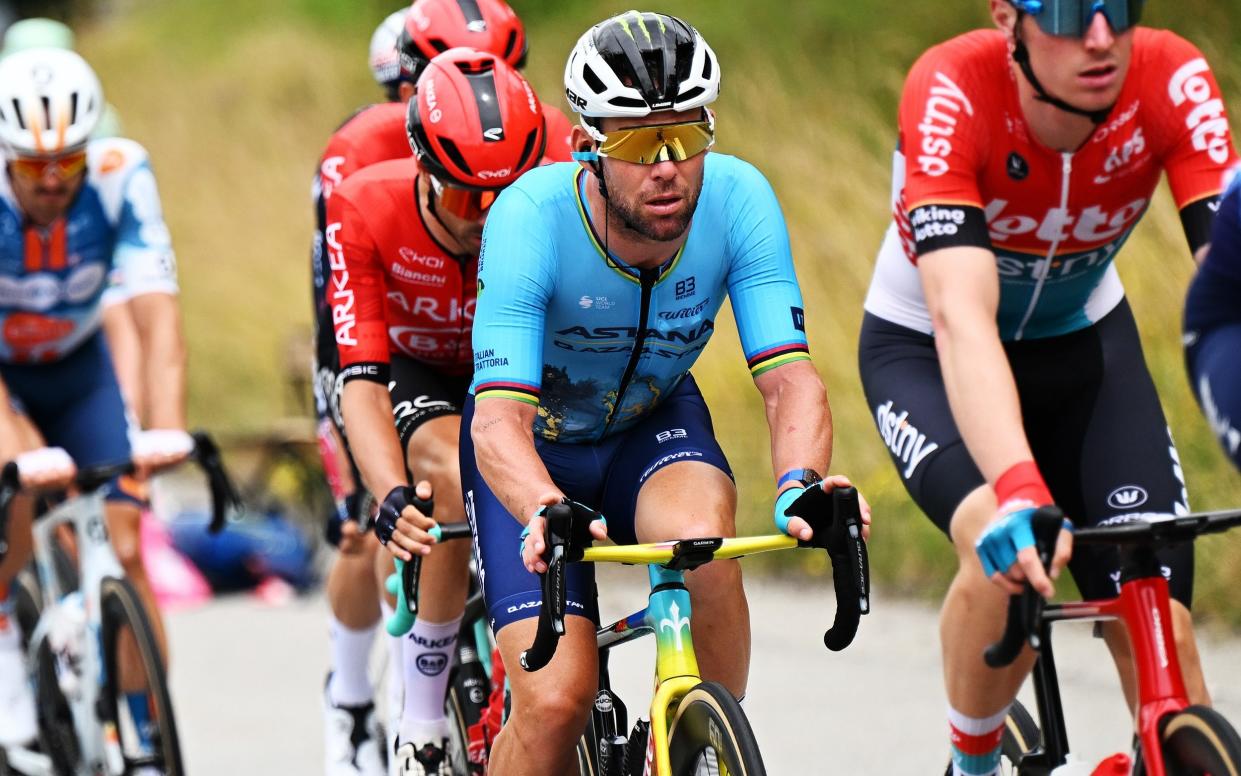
[511,680,595,743]
[948,486,997,555]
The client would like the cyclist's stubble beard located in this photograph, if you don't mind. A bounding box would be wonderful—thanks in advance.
[8,166,85,227]
[601,161,703,243]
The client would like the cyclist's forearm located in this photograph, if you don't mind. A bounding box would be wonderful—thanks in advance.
[470,399,562,522]
[130,292,187,429]
[756,360,831,485]
[934,313,1033,484]
[341,380,408,498]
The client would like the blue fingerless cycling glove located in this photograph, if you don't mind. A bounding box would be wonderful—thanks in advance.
[773,486,804,536]
[975,505,1039,578]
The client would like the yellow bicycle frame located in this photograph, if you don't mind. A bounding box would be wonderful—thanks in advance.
[585,534,797,775]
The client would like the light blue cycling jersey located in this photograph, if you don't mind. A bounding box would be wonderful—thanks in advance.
[0,137,177,364]
[471,154,810,444]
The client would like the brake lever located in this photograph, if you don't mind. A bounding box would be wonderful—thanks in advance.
[384,494,436,637]
[783,485,870,651]
[190,431,242,534]
[0,461,18,558]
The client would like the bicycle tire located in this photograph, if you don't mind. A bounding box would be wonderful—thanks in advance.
[33,639,79,775]
[1002,699,1042,772]
[574,713,598,776]
[99,576,184,776]
[1155,705,1241,776]
[666,681,765,776]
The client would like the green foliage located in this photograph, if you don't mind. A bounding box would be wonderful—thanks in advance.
[75,0,1241,622]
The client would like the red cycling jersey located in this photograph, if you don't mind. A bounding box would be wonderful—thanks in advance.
[318,103,411,203]
[328,157,478,379]
[865,28,1238,340]
[313,100,573,374]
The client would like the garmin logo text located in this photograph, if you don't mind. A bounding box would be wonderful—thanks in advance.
[916,72,975,177]
[909,205,966,242]
[875,400,940,479]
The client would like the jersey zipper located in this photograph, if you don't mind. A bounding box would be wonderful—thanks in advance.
[1013,152,1073,340]
[600,267,658,440]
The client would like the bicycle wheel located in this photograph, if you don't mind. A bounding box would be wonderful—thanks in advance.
[1002,699,1042,772]
[12,578,80,776]
[574,713,599,776]
[1155,705,1241,776]
[666,681,765,776]
[98,576,184,776]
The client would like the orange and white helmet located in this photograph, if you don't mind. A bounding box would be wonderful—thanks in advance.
[0,47,103,156]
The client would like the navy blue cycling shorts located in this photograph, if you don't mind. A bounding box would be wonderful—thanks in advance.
[459,373,732,633]
[1,333,136,503]
[1185,322,1241,472]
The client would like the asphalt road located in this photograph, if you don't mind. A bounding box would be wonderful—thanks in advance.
[166,569,1241,774]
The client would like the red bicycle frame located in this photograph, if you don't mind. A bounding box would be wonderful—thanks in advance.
[1046,572,1186,776]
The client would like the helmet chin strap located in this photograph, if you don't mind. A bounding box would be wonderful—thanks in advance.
[1012,15,1114,125]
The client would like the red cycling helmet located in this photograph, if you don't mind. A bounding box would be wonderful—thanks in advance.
[397,0,527,82]
[407,48,546,197]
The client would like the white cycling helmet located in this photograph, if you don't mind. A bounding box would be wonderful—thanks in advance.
[0,47,103,156]
[369,8,409,87]
[563,10,720,119]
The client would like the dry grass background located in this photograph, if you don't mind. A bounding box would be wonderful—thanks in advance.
[74,0,1241,620]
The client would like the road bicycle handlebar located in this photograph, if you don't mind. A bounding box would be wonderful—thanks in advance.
[983,506,1241,668]
[384,516,475,637]
[983,507,1063,668]
[520,486,871,672]
[1072,508,1241,546]
[0,430,241,559]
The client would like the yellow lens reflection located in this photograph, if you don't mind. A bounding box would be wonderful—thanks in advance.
[598,120,714,164]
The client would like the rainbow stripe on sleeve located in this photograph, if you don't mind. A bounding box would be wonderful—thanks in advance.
[746,342,811,378]
[474,380,541,406]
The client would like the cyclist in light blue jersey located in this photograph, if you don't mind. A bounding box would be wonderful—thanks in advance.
[439,11,868,773]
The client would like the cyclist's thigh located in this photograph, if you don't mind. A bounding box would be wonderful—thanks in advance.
[458,395,599,634]
[597,374,736,544]
[1053,304,1193,606]
[858,312,983,537]
[1186,321,1241,471]
[4,334,132,468]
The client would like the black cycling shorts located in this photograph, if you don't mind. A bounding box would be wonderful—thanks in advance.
[858,300,1194,607]
[316,352,471,544]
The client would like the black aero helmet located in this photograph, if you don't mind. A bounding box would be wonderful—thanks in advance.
[564,10,720,119]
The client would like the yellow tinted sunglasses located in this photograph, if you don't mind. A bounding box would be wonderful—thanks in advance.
[10,150,88,182]
[595,119,715,165]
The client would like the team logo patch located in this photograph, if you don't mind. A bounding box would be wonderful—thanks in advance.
[1107,485,1148,510]
[416,653,449,676]
[1006,151,1029,181]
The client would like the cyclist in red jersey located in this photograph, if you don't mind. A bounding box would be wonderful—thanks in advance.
[856,2,1236,774]
[329,48,546,775]
[310,4,573,773]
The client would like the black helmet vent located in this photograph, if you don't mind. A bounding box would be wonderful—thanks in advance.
[437,137,473,176]
[583,64,606,95]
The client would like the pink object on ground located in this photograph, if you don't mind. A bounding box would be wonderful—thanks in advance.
[140,511,212,611]
[251,575,295,606]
